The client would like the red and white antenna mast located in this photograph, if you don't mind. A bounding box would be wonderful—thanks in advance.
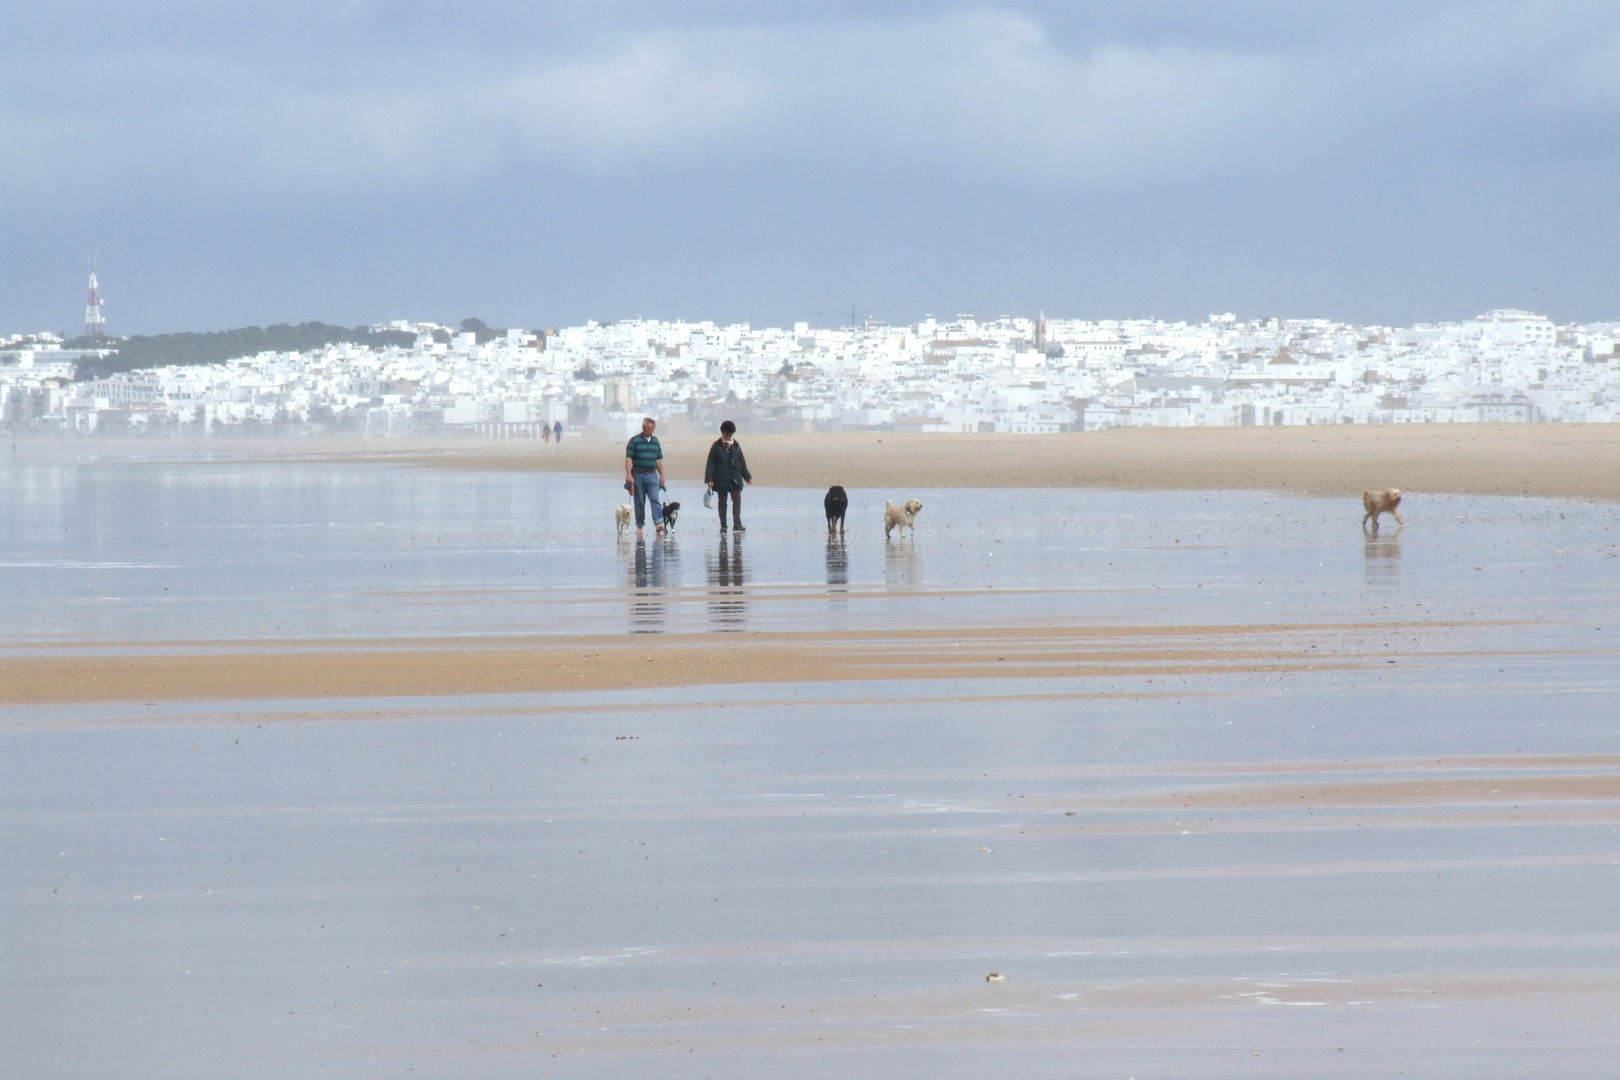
[84,256,106,338]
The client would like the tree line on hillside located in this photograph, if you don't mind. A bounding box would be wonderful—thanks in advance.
[71,322,420,380]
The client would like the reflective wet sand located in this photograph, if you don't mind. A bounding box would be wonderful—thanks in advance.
[3,463,1619,1077]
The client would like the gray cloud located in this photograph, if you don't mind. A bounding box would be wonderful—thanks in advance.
[4,2,1619,331]
[17,4,1618,196]
[7,9,1314,195]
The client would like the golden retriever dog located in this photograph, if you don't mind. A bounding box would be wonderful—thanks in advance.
[615,504,633,535]
[884,498,923,538]
[1362,488,1403,531]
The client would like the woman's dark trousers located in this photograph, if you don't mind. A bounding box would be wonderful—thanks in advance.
[716,489,742,529]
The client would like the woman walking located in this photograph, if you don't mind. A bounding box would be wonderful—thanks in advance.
[704,420,752,532]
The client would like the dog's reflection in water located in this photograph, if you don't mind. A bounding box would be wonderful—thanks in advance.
[629,537,671,633]
[1364,530,1401,585]
[824,537,849,614]
[825,537,848,589]
[705,535,746,630]
[885,536,920,589]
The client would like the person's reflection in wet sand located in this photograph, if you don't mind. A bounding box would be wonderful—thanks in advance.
[1364,529,1401,585]
[705,535,746,630]
[885,536,920,590]
[629,537,668,633]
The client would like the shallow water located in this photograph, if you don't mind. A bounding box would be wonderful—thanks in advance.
[3,462,1620,1077]
[2,463,1616,643]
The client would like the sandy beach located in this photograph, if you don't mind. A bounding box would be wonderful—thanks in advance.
[14,422,1620,498]
[411,424,1620,498]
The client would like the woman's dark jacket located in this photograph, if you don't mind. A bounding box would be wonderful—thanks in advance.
[704,439,752,491]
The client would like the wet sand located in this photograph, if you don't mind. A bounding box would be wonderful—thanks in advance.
[11,685,1620,1077]
[14,422,1620,497]
[5,463,1620,1077]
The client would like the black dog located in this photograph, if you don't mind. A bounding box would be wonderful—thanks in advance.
[823,486,848,535]
[661,501,680,532]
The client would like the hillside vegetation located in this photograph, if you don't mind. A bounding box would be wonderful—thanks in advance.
[73,322,418,380]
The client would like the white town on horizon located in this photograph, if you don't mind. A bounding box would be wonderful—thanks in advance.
[4,308,1620,437]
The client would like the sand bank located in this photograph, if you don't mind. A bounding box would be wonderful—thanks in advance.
[392,424,1620,499]
[1,622,1394,705]
[14,424,1620,497]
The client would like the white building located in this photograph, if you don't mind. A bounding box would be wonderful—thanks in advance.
[9,310,1620,436]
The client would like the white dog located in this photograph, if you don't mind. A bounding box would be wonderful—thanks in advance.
[884,498,923,539]
[615,504,633,535]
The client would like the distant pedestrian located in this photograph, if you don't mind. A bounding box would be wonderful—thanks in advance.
[625,417,666,536]
[542,422,551,443]
[704,420,751,532]
[553,420,563,443]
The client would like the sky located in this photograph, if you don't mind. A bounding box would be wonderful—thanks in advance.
[4,1,1620,335]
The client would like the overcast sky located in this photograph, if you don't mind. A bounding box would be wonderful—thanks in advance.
[4,1,1619,335]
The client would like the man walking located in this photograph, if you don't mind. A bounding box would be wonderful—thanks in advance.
[704,420,751,532]
[624,417,666,536]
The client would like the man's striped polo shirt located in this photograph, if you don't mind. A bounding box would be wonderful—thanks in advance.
[626,433,663,473]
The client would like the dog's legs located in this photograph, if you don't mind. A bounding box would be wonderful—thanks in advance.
[1393,510,1404,526]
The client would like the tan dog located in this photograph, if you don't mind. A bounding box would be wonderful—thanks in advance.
[615,504,633,535]
[1362,489,1403,530]
[884,498,923,538]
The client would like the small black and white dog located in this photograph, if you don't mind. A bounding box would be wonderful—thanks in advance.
[823,485,848,535]
[661,501,680,532]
